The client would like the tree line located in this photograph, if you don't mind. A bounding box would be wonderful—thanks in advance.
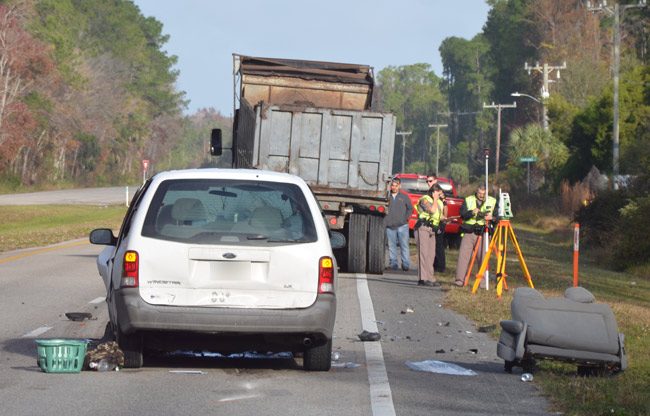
[377,0,648,197]
[2,0,646,193]
[373,0,648,272]
[0,0,230,189]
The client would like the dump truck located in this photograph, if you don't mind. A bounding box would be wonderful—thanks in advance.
[210,54,396,274]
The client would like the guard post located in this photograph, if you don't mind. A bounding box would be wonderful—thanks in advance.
[573,223,580,287]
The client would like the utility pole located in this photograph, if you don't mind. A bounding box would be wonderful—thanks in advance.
[511,92,545,130]
[436,110,480,169]
[427,124,447,176]
[524,61,567,132]
[396,131,412,173]
[587,0,647,189]
[482,102,516,185]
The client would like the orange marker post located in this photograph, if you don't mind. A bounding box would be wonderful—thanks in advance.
[573,223,580,287]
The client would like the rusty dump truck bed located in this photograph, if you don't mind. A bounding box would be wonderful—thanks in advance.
[235,54,374,111]
[232,54,395,199]
[234,99,395,198]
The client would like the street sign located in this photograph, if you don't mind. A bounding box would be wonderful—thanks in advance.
[141,159,150,185]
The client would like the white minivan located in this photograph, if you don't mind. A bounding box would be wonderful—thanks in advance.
[90,169,342,371]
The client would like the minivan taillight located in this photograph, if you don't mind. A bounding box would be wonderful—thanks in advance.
[318,256,334,294]
[121,250,139,288]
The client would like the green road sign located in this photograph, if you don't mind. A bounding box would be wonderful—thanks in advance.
[519,157,538,163]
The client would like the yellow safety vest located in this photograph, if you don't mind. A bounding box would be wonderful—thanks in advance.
[464,194,496,226]
[415,195,444,226]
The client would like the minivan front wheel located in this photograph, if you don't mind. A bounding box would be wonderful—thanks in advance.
[116,325,143,368]
[303,338,332,371]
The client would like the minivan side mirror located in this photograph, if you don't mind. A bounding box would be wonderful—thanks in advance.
[329,231,346,249]
[90,228,117,246]
[210,128,223,156]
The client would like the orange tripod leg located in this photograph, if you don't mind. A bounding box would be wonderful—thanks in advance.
[471,224,500,294]
[496,224,510,298]
[507,224,535,289]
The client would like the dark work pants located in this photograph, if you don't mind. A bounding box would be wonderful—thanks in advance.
[434,231,446,272]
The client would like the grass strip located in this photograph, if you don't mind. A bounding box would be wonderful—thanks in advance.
[0,205,126,252]
[439,210,649,415]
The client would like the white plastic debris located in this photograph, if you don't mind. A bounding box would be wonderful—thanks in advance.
[405,360,478,376]
[331,362,360,369]
[521,373,534,382]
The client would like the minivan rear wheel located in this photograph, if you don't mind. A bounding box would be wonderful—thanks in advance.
[303,338,332,371]
[117,325,143,368]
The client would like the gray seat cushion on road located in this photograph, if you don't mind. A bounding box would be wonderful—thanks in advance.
[498,287,626,371]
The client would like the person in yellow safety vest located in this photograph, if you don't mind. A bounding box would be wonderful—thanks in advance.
[414,184,445,287]
[453,184,497,287]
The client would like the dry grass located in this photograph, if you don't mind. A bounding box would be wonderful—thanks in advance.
[0,205,126,252]
[436,217,650,415]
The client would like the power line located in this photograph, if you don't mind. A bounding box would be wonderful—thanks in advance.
[587,0,647,189]
[523,61,567,131]
[483,102,517,184]
[396,131,412,173]
[427,124,448,176]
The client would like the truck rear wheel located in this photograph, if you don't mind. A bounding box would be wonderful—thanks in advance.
[367,215,385,274]
[347,213,368,273]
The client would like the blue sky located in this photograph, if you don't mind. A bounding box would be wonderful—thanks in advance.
[133,0,491,116]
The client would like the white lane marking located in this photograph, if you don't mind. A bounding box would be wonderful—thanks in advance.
[22,326,52,338]
[355,273,396,416]
[89,297,105,304]
[218,394,261,402]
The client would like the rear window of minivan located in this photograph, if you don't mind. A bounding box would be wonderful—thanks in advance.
[141,179,318,244]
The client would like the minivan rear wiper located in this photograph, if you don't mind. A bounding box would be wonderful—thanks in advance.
[267,238,304,243]
[246,234,269,240]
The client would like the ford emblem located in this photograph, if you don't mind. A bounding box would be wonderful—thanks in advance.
[222,252,236,259]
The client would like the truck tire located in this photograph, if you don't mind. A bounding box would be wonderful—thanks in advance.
[347,213,368,273]
[367,215,385,274]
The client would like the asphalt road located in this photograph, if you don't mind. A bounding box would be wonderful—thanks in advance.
[0,186,134,205]
[0,187,552,415]
[0,241,551,416]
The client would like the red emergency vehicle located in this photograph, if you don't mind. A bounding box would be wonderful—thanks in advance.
[393,173,463,248]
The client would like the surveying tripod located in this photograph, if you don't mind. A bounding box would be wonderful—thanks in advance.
[468,219,535,298]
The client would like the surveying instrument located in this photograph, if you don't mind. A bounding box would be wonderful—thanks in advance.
[468,191,535,298]
[460,147,535,297]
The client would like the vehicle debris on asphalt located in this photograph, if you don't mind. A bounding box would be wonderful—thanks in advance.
[85,341,124,371]
[406,360,478,376]
[358,330,381,342]
[65,312,93,321]
[478,324,496,333]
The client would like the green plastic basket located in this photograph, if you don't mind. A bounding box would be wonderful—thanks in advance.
[36,339,88,373]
